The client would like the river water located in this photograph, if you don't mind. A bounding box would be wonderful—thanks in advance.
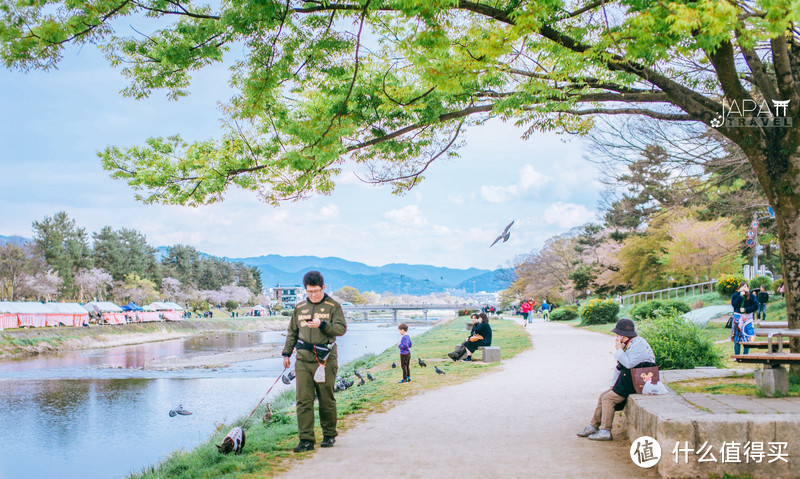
[0,321,432,479]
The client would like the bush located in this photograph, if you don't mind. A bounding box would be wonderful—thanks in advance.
[630,300,691,321]
[280,310,292,316]
[749,276,772,290]
[579,299,620,325]
[772,278,784,291]
[550,307,578,321]
[692,300,704,310]
[716,274,746,296]
[637,312,723,370]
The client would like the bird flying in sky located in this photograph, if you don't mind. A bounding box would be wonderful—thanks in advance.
[490,220,515,247]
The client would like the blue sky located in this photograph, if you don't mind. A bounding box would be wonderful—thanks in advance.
[0,42,602,271]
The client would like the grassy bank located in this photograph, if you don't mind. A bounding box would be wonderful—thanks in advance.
[130,316,530,479]
[0,317,287,360]
[562,294,789,370]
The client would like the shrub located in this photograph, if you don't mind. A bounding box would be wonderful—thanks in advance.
[692,300,704,310]
[637,312,723,370]
[630,300,690,321]
[550,307,578,321]
[716,274,746,296]
[280,310,292,316]
[749,276,772,290]
[771,278,784,292]
[579,299,620,325]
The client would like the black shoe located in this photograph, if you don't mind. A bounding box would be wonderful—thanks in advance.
[293,440,315,452]
[462,356,472,362]
[320,436,336,448]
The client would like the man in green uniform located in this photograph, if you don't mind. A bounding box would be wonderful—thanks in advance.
[282,271,347,452]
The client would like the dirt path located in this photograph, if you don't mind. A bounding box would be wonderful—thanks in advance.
[276,319,659,478]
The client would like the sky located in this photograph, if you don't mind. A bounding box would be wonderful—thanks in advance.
[0,37,603,271]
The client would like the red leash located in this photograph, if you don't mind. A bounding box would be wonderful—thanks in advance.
[242,367,288,429]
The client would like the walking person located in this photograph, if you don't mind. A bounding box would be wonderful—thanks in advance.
[756,285,769,321]
[521,299,533,324]
[541,300,550,321]
[577,318,656,441]
[282,271,348,452]
[731,282,758,355]
[397,323,412,383]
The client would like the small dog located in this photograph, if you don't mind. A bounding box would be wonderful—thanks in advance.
[217,426,246,455]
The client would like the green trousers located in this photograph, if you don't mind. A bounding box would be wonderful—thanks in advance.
[295,358,338,442]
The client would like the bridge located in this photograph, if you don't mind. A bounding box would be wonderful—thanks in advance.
[341,304,480,322]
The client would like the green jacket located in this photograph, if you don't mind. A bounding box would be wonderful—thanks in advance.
[282,294,347,363]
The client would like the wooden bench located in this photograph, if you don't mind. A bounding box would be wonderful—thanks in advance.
[739,340,791,350]
[755,321,789,329]
[734,329,800,395]
[477,346,501,363]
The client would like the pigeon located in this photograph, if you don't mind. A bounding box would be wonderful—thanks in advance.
[490,220,515,247]
[262,403,273,423]
[391,362,397,369]
[170,405,192,416]
[343,379,354,389]
[358,377,366,387]
[434,366,446,375]
[418,358,427,367]
[367,373,376,381]
[353,370,363,380]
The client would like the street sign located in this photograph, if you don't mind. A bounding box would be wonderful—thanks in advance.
[746,238,755,246]
[751,220,759,229]
[768,206,775,217]
[746,229,755,238]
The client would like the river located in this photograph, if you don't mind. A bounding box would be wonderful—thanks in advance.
[0,321,432,479]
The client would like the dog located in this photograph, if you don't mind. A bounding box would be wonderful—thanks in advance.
[217,426,246,455]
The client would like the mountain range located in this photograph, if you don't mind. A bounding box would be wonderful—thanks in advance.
[228,254,511,294]
[2,236,511,294]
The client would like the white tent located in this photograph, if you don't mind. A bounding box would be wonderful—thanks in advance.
[83,301,124,312]
[0,302,89,328]
[144,301,184,311]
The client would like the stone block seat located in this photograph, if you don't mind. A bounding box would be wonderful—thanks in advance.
[477,346,501,363]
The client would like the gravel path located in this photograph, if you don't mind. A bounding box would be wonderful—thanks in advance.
[276,319,659,478]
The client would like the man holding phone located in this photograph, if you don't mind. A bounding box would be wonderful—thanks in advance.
[282,271,347,452]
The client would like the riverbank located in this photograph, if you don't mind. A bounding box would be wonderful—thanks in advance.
[129,316,531,478]
[0,317,289,360]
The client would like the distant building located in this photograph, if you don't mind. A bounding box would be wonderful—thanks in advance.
[273,284,303,308]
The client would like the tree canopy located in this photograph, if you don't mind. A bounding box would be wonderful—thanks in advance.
[3,0,800,329]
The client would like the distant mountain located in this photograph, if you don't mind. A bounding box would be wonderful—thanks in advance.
[2,234,511,294]
[0,235,28,246]
[229,254,511,294]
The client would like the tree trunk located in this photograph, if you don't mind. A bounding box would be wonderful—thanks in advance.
[768,149,800,354]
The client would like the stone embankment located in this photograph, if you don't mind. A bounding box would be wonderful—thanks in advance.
[625,368,799,478]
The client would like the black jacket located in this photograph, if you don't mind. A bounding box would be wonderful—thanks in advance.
[731,292,759,314]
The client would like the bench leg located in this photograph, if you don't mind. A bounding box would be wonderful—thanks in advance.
[755,365,789,396]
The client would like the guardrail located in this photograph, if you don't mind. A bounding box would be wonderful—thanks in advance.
[341,304,480,321]
[617,280,718,307]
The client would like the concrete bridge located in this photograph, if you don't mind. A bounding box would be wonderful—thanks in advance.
[341,304,479,322]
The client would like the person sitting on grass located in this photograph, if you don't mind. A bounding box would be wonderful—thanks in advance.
[461,313,492,362]
[577,318,656,441]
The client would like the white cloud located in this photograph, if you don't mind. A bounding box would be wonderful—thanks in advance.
[320,204,340,219]
[542,202,599,229]
[383,205,429,228]
[480,164,550,203]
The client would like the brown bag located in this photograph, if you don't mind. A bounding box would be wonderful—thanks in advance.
[632,366,660,394]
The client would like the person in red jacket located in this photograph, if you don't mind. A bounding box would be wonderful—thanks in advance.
[521,299,533,324]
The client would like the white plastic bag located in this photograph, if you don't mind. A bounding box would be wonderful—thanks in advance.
[314,364,326,383]
[642,380,669,395]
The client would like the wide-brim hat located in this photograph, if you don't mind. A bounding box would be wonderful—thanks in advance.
[611,318,637,338]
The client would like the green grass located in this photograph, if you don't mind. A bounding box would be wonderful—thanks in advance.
[667,373,800,397]
[128,316,531,478]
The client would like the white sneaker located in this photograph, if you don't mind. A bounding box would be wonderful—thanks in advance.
[588,429,613,441]
[576,425,599,437]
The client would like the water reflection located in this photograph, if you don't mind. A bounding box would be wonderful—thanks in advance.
[0,322,430,479]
